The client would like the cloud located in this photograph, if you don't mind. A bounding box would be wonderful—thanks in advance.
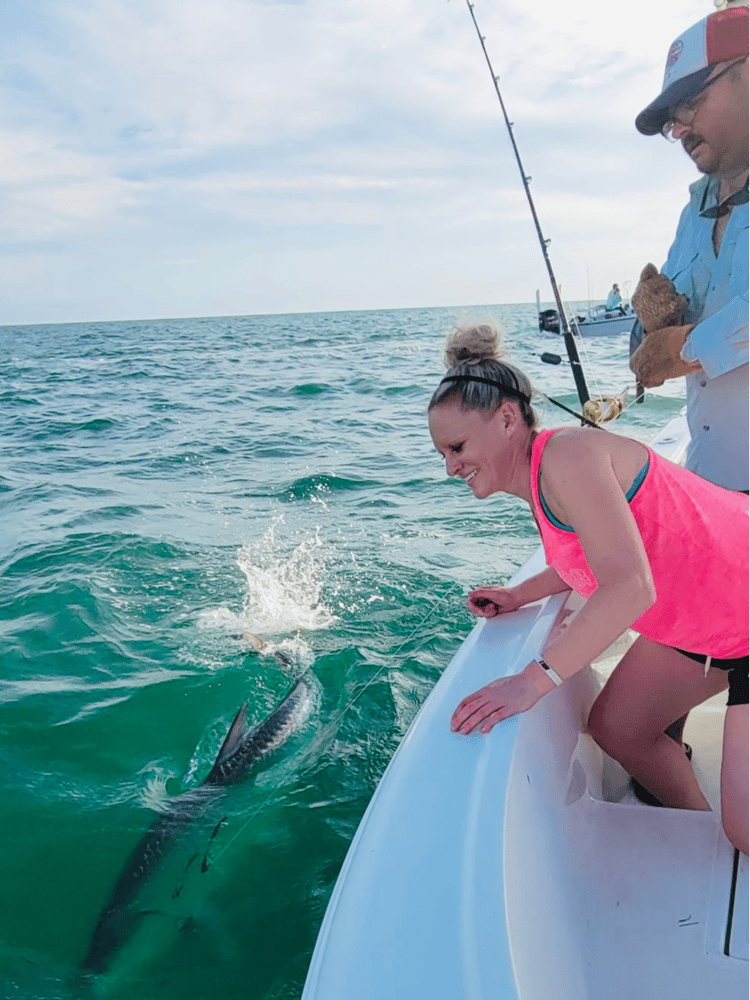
[0,128,143,240]
[0,0,715,323]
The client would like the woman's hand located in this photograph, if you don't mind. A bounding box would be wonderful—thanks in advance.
[467,586,523,618]
[451,667,543,735]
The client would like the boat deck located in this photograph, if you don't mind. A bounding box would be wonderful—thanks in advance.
[556,617,750,979]
[486,603,749,1000]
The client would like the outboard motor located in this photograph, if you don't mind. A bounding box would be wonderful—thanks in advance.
[538,308,560,333]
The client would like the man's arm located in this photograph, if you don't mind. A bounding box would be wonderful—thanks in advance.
[629,292,748,388]
[660,195,748,382]
[680,293,749,379]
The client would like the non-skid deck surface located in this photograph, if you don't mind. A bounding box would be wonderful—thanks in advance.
[565,796,745,998]
[582,684,748,993]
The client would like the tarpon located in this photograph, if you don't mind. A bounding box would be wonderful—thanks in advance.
[82,665,313,978]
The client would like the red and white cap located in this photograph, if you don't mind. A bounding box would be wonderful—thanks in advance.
[636,4,748,136]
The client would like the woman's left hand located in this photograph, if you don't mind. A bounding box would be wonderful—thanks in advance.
[451,669,542,735]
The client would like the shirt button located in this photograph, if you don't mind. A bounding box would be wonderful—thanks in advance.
[703,425,710,431]
[700,380,707,387]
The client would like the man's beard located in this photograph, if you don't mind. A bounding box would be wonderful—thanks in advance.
[681,130,718,175]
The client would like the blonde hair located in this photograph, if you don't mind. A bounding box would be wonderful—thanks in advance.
[429,324,537,429]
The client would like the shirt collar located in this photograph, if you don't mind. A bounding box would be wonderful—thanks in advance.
[699,177,749,219]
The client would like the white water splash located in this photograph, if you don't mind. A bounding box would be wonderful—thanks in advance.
[199,521,335,639]
[139,765,175,813]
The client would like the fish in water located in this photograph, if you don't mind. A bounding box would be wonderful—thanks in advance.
[82,663,313,979]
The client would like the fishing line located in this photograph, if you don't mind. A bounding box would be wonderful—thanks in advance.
[208,596,448,865]
[565,316,608,402]
[603,390,646,423]
[564,329,626,423]
[534,390,602,430]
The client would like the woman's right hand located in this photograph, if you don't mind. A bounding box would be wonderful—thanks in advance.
[467,586,523,618]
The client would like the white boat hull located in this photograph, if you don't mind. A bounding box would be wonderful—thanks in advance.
[302,411,748,1000]
[571,311,636,337]
[536,292,637,337]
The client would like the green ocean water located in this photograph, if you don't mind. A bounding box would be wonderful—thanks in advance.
[0,304,685,999]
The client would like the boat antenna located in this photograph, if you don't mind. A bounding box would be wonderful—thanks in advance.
[463,1,590,408]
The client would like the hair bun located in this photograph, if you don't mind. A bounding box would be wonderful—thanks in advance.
[444,324,502,369]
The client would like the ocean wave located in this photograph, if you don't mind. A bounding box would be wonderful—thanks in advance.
[24,416,120,441]
[61,504,154,529]
[0,391,40,406]
[0,668,196,705]
[279,473,379,501]
[291,382,333,396]
[383,383,426,396]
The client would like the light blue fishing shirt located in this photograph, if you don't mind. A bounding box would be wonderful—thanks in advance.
[664,174,749,491]
[606,288,622,310]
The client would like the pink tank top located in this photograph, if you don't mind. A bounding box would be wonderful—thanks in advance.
[530,429,748,658]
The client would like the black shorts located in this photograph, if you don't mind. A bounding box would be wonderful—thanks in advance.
[675,648,749,707]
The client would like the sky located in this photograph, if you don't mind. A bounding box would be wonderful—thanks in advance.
[1,0,712,325]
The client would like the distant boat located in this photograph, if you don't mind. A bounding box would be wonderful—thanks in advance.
[302,413,749,1000]
[537,289,637,337]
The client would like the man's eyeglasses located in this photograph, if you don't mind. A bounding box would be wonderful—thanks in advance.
[661,59,744,141]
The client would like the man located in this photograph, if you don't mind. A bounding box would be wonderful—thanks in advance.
[605,283,624,313]
[630,2,748,493]
[628,3,748,805]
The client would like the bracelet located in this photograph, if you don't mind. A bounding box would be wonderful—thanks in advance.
[537,657,564,687]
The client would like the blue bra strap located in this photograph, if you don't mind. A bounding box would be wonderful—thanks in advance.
[538,458,650,533]
[626,460,649,501]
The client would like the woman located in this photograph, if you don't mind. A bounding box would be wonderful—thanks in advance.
[428,325,748,854]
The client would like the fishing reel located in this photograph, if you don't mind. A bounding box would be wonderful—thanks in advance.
[582,391,629,425]
[540,352,629,426]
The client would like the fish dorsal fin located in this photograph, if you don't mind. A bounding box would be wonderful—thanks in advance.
[215,702,249,764]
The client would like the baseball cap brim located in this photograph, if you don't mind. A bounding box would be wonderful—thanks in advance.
[635,6,748,137]
[635,66,712,135]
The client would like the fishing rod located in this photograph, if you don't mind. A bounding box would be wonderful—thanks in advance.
[463,0,591,409]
